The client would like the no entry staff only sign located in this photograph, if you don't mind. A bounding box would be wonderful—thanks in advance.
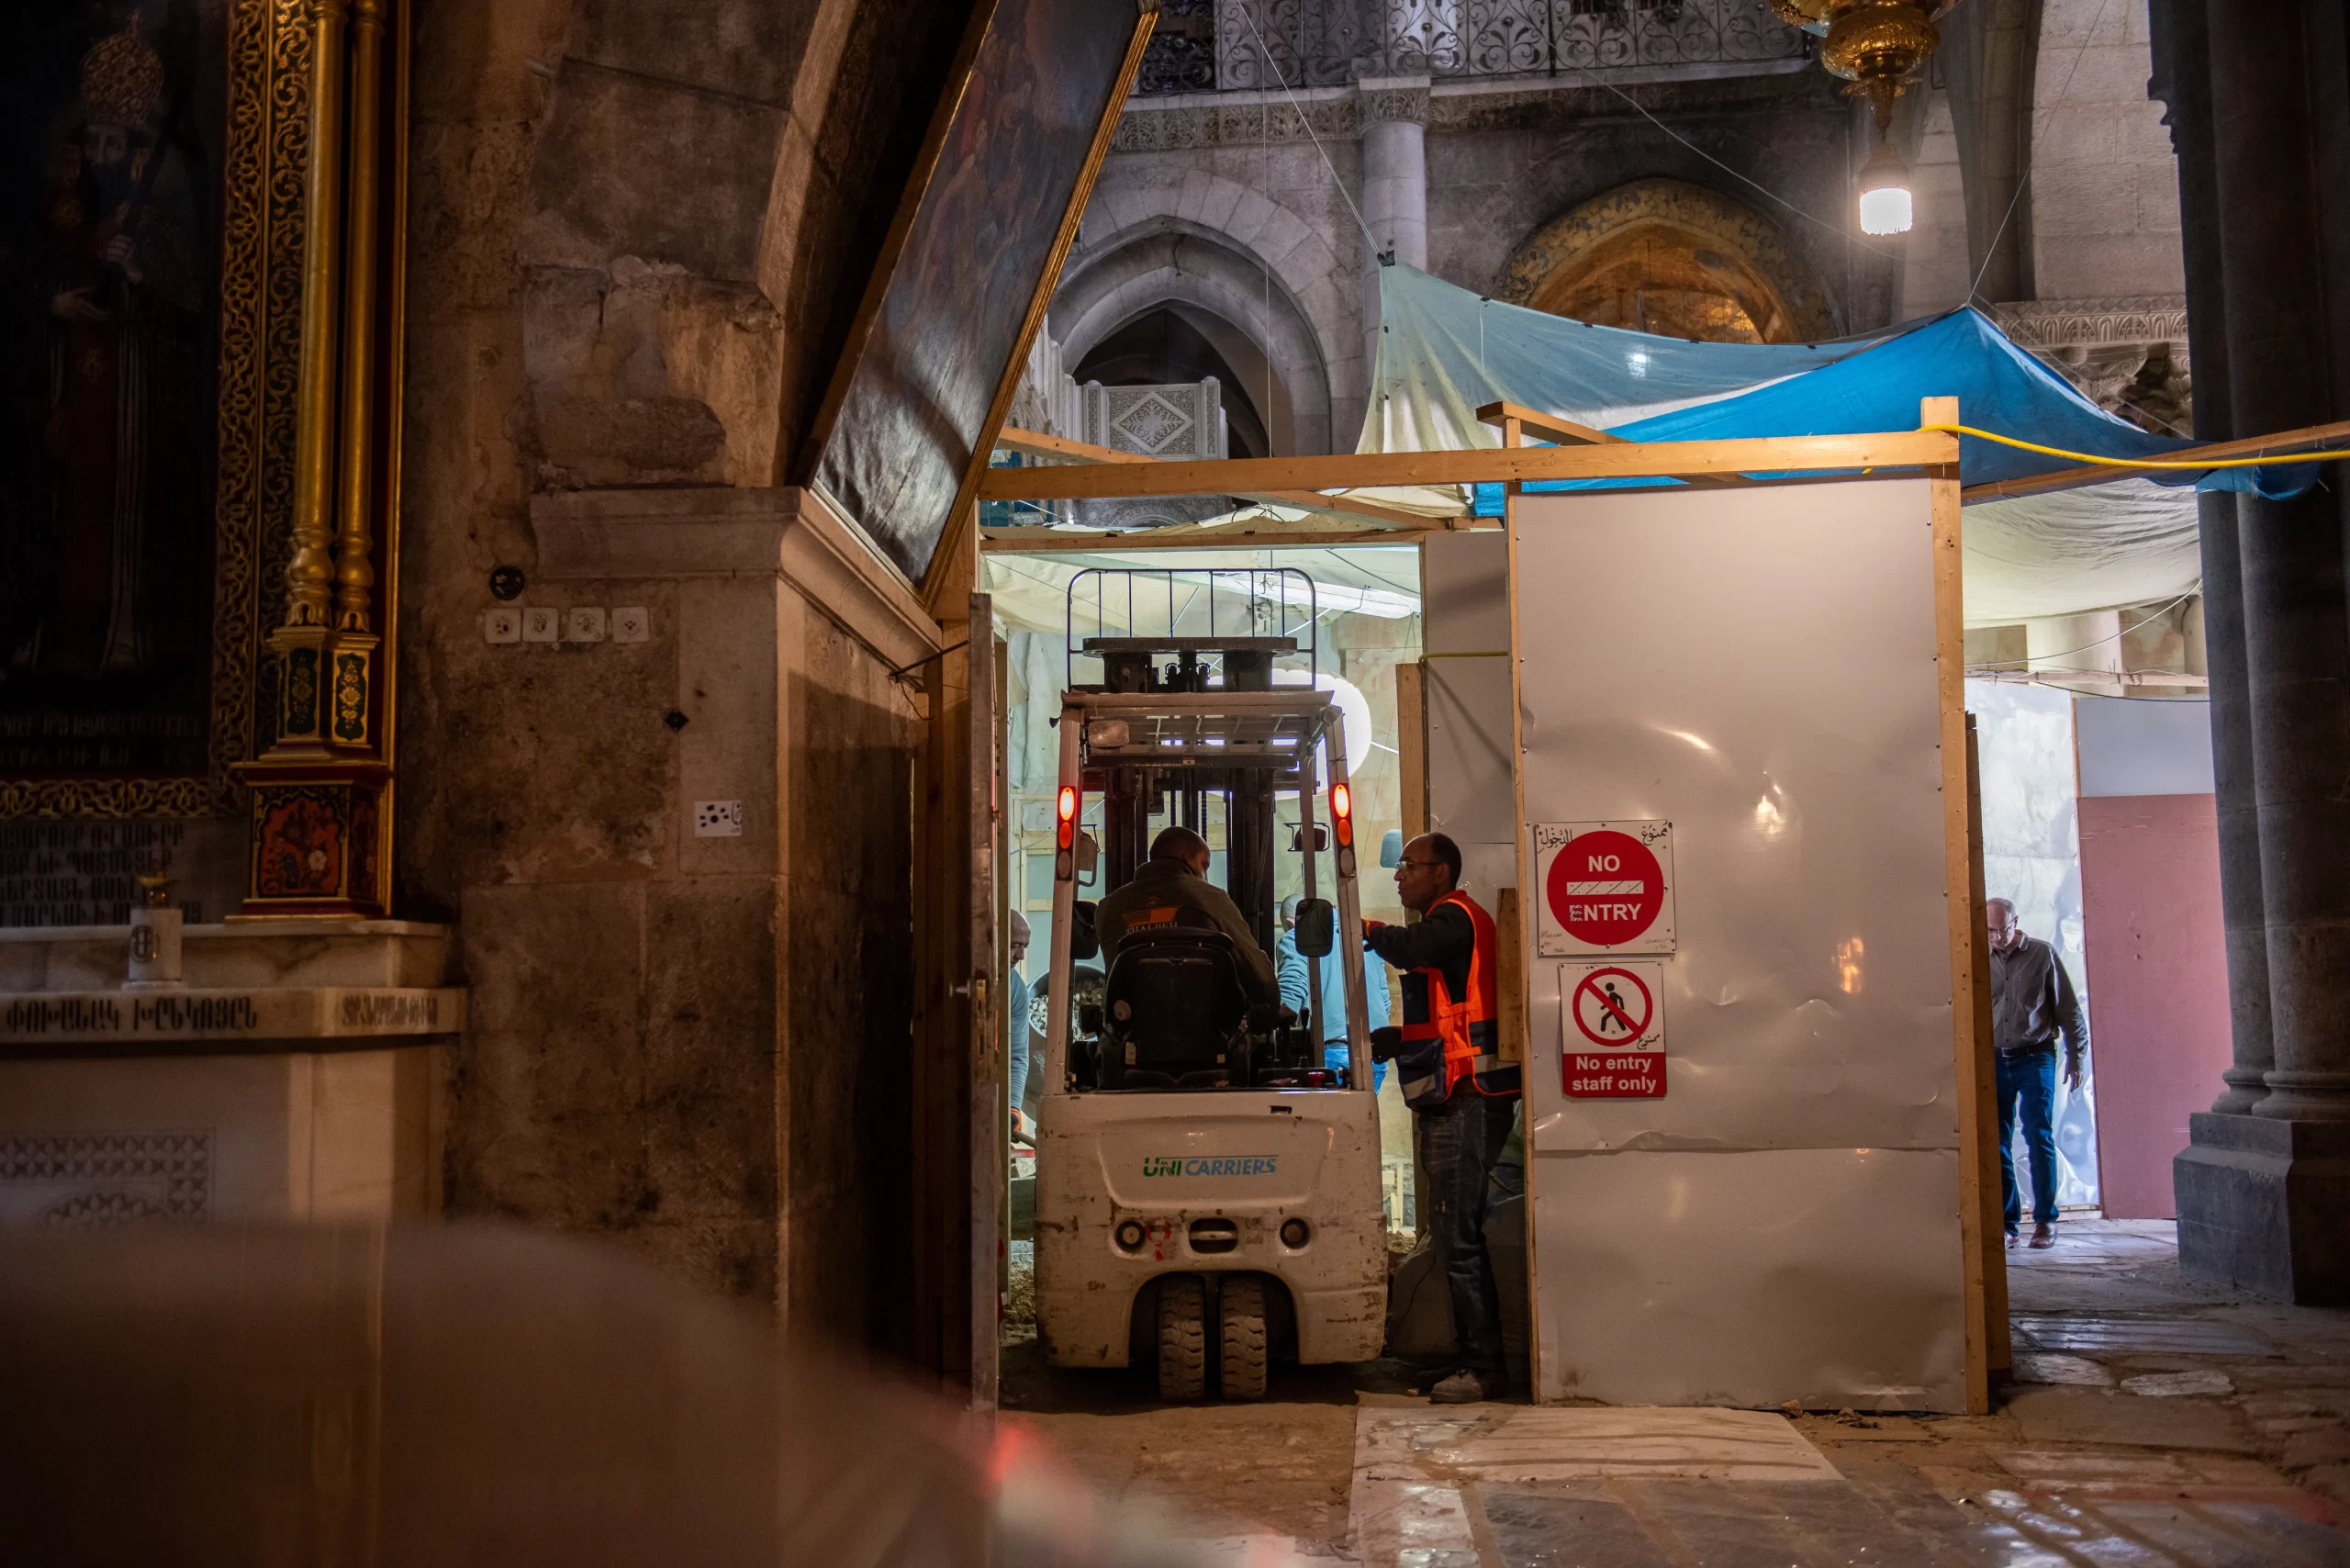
[1534,821,1674,957]
[1559,959,1667,1098]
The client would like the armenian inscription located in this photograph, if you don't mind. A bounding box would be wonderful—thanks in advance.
[0,988,461,1046]
[0,820,206,924]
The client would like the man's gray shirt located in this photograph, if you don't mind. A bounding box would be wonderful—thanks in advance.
[1989,932,2087,1064]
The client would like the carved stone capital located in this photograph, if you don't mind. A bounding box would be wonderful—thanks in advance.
[1991,296,2191,351]
[1356,74,1432,127]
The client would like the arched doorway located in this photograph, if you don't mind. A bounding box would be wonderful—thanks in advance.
[1052,229,1337,457]
[1072,308,1271,460]
[1495,178,1836,344]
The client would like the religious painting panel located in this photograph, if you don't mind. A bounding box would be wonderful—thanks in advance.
[1496,177,1838,345]
[800,0,1150,583]
[0,0,306,824]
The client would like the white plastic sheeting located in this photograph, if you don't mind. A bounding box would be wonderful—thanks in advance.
[1421,533,1520,902]
[1512,479,1965,1413]
[1961,480,2201,627]
[980,548,1421,639]
[1968,679,2100,1209]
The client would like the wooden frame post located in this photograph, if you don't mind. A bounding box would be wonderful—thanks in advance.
[1395,657,1427,845]
[1925,394,1999,1415]
[1968,712,2010,1379]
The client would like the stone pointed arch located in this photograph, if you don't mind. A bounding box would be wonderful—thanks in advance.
[1496,178,1839,344]
[1059,166,1368,450]
[1052,224,1339,456]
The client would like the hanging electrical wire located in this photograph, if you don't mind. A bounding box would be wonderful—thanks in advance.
[1926,426,2350,472]
[1969,588,2199,670]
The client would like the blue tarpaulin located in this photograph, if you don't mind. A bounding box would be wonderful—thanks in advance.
[1356,264,2311,520]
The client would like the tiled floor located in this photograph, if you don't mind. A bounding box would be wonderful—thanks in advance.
[1005,1220,2350,1565]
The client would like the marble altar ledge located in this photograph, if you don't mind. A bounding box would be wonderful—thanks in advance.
[0,987,464,1056]
[0,919,450,992]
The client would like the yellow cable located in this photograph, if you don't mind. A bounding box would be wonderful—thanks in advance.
[1923,423,2350,471]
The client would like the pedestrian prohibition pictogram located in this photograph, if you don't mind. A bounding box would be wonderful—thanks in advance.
[1533,821,1674,957]
[1572,967,1654,1047]
[1558,959,1667,1098]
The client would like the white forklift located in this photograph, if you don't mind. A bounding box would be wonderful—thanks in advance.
[1034,571,1385,1401]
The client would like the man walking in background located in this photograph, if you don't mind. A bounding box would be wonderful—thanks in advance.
[1987,897,2087,1249]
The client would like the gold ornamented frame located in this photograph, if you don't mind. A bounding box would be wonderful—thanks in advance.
[0,0,314,820]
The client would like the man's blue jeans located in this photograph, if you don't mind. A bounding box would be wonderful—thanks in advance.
[1996,1046,2060,1232]
[1418,1082,1513,1375]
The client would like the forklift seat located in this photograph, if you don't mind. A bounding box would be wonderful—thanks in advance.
[1101,924,1251,1089]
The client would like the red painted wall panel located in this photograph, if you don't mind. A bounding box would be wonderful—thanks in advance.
[2076,793,2230,1219]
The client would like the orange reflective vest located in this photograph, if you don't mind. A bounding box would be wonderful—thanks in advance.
[1395,890,1519,1107]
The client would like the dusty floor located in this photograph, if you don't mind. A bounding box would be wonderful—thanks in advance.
[1002,1220,2350,1564]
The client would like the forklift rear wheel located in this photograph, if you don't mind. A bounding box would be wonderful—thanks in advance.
[1218,1274,1269,1400]
[1158,1274,1209,1401]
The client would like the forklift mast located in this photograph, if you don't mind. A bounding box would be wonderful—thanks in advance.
[1065,568,1320,959]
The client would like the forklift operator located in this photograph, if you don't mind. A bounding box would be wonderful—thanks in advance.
[1093,826,1281,1005]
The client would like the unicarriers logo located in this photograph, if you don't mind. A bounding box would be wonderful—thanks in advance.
[1142,1155,1279,1178]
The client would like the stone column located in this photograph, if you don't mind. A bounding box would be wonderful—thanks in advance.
[2163,0,2350,1304]
[1357,76,1430,386]
[1360,81,1428,270]
[2208,11,2350,1128]
[2150,0,2274,1114]
[2198,491,2276,1113]
[2023,611,2125,696]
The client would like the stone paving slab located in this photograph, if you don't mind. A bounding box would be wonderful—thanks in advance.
[2016,1316,2282,1358]
[1011,1221,2350,1566]
[2009,1387,2262,1451]
[1357,1406,1843,1483]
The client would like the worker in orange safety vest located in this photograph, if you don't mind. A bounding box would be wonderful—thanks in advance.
[1364,831,1520,1405]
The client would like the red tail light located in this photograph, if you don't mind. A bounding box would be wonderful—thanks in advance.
[1329,781,1353,847]
[1057,786,1078,849]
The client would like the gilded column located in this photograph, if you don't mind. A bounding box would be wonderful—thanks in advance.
[235,0,402,919]
[264,0,351,758]
[328,0,386,750]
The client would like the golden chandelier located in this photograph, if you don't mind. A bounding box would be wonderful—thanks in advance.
[1771,0,1949,130]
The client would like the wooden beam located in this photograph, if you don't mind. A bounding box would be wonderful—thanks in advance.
[993,426,1455,531]
[1477,399,1612,449]
[1395,658,1427,842]
[979,524,1440,553]
[1967,712,2011,1380]
[975,430,1958,501]
[993,426,1152,465]
[1495,888,1526,1066]
[1958,416,2350,503]
[1924,395,1992,1417]
[1476,399,1737,487]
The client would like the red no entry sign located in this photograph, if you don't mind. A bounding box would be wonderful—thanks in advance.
[1540,824,1671,952]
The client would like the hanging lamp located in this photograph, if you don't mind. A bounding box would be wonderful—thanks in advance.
[1772,0,1949,236]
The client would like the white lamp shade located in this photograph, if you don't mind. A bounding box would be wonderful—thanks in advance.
[1857,141,1914,236]
[1858,182,1914,235]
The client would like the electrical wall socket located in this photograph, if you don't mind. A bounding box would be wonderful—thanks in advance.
[483,607,521,644]
[565,606,607,643]
[693,800,744,838]
[521,606,561,644]
[611,606,649,644]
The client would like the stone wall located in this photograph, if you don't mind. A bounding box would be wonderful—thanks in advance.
[1898,88,1975,319]
[1426,73,1886,333]
[2031,0,2184,301]
[1067,68,1896,462]
[397,0,965,1328]
[1065,130,1370,454]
